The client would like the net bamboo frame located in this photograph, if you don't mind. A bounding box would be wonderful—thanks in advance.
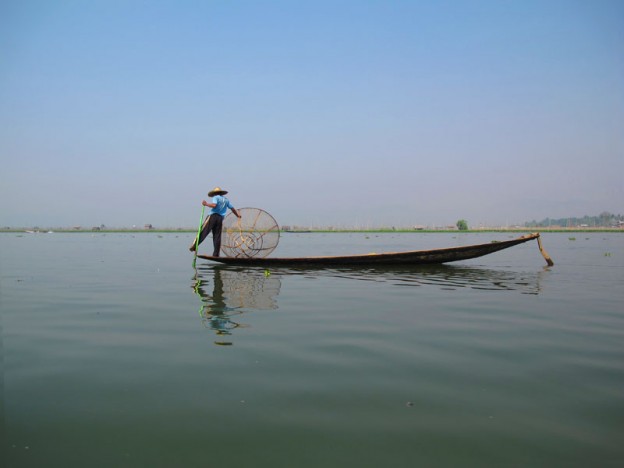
[221,207,280,258]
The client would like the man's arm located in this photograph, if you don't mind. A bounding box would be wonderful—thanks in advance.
[231,207,242,218]
[202,200,216,208]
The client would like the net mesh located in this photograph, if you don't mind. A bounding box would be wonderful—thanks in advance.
[221,207,280,258]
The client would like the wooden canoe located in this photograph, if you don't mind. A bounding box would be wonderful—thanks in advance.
[198,233,553,267]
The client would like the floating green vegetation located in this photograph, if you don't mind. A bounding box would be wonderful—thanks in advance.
[569,237,576,241]
[604,252,612,257]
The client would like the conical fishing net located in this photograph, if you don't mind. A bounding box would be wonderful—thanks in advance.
[221,207,280,258]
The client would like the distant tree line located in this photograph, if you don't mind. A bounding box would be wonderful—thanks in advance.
[525,212,623,228]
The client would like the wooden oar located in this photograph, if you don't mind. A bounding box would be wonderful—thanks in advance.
[536,234,554,266]
[192,205,205,268]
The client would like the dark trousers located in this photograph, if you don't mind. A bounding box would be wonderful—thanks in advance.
[196,214,224,256]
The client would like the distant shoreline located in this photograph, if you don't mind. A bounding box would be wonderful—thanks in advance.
[2,228,623,234]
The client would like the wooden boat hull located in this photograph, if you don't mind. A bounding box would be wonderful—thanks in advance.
[198,233,549,267]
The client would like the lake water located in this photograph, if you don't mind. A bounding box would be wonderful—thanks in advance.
[1,232,623,467]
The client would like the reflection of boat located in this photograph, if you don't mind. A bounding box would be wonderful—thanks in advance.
[296,264,549,295]
[198,233,553,267]
[191,263,547,347]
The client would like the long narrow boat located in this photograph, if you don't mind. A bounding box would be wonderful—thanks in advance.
[198,233,553,267]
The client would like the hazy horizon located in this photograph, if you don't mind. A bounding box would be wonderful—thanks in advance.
[4,209,623,231]
[2,1,622,229]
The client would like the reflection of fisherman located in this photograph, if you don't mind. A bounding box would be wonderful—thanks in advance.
[194,268,243,337]
[190,187,241,257]
[192,267,281,345]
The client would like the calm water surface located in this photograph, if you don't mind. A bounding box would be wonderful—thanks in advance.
[1,232,623,467]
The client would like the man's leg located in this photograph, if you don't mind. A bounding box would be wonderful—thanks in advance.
[211,215,224,257]
[189,216,211,251]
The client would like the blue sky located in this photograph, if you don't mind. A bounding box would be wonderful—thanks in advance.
[1,0,622,228]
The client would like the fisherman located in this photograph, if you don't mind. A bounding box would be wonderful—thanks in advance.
[190,187,241,257]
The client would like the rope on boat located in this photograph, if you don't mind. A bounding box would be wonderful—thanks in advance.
[536,233,554,266]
